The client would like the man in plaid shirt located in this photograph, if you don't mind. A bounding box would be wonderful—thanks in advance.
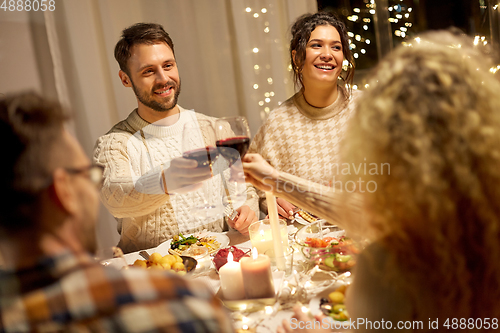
[0,92,233,332]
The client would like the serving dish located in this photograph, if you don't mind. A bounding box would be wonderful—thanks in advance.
[156,232,230,256]
[294,221,360,272]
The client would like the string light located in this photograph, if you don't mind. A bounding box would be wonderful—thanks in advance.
[253,13,259,18]
[489,65,500,74]
[253,84,259,89]
[261,8,267,13]
[252,48,259,53]
[264,27,269,33]
[245,7,251,12]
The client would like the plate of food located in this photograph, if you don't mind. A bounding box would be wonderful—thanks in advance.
[294,209,321,225]
[309,284,351,329]
[156,232,230,256]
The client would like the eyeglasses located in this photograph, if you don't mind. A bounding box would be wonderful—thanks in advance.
[65,164,104,187]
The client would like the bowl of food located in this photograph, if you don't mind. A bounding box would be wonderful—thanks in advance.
[182,246,210,273]
[131,252,197,275]
[294,221,360,272]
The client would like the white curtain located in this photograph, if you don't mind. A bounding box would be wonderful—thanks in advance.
[0,0,317,252]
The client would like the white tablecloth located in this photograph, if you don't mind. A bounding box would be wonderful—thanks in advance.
[105,228,348,333]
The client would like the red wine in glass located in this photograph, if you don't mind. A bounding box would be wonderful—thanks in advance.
[182,146,219,167]
[216,136,250,166]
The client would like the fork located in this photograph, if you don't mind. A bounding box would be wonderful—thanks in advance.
[224,203,239,220]
[139,250,150,260]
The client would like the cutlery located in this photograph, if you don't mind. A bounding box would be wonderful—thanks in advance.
[139,250,150,260]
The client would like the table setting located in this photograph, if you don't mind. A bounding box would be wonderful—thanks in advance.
[101,192,359,333]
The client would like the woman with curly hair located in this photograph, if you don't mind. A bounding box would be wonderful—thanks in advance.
[240,30,500,332]
[248,11,360,219]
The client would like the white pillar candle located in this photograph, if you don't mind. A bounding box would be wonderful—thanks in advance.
[219,252,246,300]
[265,192,286,270]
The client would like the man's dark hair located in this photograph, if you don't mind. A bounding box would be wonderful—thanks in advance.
[114,23,175,75]
[0,92,69,231]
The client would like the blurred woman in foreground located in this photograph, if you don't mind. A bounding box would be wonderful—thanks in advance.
[241,30,500,332]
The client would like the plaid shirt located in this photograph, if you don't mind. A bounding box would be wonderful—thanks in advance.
[0,251,234,332]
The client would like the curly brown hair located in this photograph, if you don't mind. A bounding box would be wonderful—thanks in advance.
[342,30,500,327]
[290,11,354,93]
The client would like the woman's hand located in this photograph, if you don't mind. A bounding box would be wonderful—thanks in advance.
[233,153,279,192]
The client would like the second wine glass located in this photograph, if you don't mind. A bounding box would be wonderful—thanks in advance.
[182,119,222,219]
[215,116,251,207]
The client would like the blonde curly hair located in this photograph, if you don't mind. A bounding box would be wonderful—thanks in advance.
[342,30,500,325]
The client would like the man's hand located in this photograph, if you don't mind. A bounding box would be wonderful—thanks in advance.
[228,205,257,235]
[163,157,213,194]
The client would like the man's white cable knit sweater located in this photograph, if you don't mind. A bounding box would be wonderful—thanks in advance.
[93,107,258,253]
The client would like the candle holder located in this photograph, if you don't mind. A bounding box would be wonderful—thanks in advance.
[248,219,288,255]
[216,270,285,312]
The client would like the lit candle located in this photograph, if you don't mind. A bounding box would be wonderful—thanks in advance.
[265,192,286,270]
[249,220,288,255]
[219,252,246,300]
[240,248,275,299]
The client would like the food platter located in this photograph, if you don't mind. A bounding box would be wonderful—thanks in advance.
[156,232,230,256]
[309,284,352,330]
[293,210,322,225]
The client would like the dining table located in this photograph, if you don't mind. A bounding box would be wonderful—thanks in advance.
[103,223,353,333]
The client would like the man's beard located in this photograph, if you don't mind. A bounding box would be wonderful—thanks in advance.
[131,79,181,112]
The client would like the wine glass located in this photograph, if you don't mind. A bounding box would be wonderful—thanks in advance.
[215,116,251,208]
[182,119,223,219]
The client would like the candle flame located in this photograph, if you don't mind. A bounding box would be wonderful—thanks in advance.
[252,247,258,259]
[227,252,234,263]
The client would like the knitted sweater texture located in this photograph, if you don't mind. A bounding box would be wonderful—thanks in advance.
[94,107,258,253]
[249,87,360,210]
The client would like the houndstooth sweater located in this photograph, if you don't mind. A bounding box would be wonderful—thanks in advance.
[249,87,360,212]
[94,107,258,253]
